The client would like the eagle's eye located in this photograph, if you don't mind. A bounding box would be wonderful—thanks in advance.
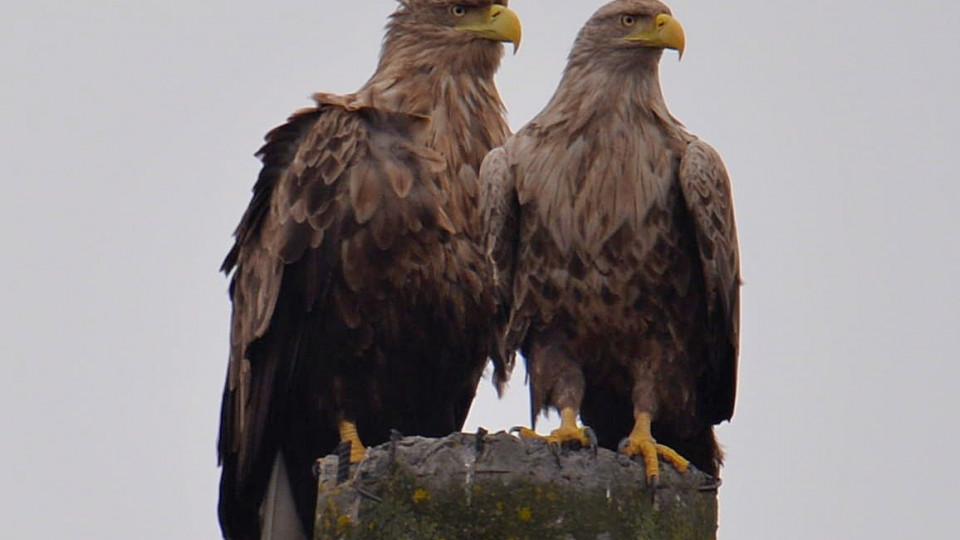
[620,15,638,27]
[450,5,467,17]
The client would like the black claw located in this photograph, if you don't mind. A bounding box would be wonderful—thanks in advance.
[548,442,563,466]
[509,426,524,436]
[647,474,660,489]
[698,476,723,492]
[475,427,488,453]
[617,437,630,453]
[585,427,598,449]
[335,442,352,485]
[388,430,401,467]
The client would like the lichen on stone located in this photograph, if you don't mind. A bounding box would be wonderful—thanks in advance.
[314,432,718,540]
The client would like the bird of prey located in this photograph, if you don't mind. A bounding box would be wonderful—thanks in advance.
[217,2,521,538]
[483,0,739,483]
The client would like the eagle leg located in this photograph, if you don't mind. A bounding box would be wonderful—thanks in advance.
[512,407,595,448]
[618,411,689,485]
[337,419,367,464]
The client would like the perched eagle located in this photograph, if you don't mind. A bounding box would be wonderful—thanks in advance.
[217,2,521,538]
[483,0,739,483]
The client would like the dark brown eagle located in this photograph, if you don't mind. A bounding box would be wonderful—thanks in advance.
[217,2,521,538]
[483,0,739,483]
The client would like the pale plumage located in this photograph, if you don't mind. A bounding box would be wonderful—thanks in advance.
[218,2,520,538]
[483,0,739,481]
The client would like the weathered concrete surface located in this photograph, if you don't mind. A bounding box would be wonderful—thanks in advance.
[315,431,719,540]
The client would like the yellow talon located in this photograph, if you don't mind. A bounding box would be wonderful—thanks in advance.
[513,426,543,439]
[515,407,594,447]
[619,412,689,483]
[338,419,367,464]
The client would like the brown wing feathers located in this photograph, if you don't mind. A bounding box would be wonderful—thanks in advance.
[678,140,740,423]
[221,80,506,540]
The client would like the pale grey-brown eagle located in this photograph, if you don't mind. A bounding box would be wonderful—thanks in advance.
[483,0,739,484]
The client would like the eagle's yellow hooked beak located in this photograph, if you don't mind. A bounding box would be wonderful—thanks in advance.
[626,13,685,59]
[456,4,523,53]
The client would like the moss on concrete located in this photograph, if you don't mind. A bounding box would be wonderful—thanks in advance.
[315,432,718,540]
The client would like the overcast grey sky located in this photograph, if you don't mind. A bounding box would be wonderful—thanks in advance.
[2,1,958,538]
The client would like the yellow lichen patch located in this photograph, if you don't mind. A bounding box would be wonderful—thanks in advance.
[412,488,431,504]
[335,515,352,535]
[320,498,340,532]
[496,501,505,511]
[517,507,532,522]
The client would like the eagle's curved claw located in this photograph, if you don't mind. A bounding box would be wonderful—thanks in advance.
[338,419,367,464]
[618,434,689,486]
[585,426,598,450]
[514,424,593,449]
[512,408,593,449]
[510,426,541,439]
